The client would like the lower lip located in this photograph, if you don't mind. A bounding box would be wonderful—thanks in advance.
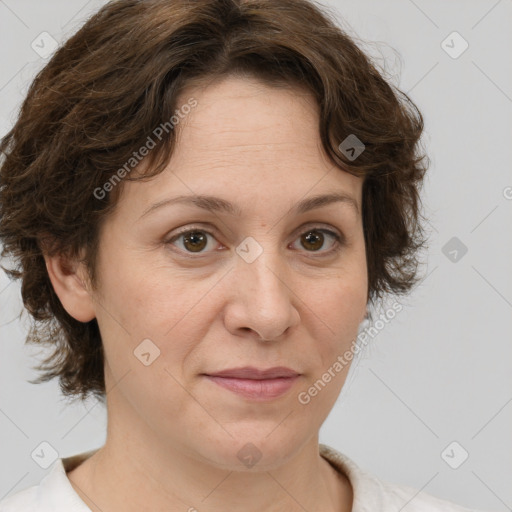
[204,375,299,400]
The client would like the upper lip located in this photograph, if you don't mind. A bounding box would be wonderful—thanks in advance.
[205,366,299,379]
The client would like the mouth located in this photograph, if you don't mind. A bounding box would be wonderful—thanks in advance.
[203,374,300,401]
[202,366,301,401]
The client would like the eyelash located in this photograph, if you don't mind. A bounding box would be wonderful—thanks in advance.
[165,224,345,258]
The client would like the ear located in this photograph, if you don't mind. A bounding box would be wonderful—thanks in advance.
[44,251,96,323]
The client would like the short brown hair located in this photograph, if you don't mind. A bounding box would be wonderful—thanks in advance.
[0,0,429,401]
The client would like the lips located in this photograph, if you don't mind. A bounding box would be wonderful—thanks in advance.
[203,366,301,401]
[204,366,299,379]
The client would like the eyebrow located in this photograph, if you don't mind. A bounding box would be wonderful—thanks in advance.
[139,191,359,220]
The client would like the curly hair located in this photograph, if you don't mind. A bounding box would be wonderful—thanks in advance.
[0,0,429,402]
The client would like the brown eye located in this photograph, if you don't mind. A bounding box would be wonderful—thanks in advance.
[182,231,208,252]
[301,230,325,251]
[168,229,216,254]
[291,228,342,255]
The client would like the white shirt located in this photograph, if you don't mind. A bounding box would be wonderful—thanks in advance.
[0,443,484,511]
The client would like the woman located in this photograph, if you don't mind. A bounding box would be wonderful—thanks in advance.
[0,0,487,510]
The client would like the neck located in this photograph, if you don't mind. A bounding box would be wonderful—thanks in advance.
[68,432,352,512]
[67,385,352,512]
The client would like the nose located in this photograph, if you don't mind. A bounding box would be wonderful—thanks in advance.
[223,245,301,342]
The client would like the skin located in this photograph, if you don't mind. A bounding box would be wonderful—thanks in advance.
[45,75,368,512]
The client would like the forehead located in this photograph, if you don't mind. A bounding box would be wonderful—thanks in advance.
[175,75,320,149]
[114,75,363,221]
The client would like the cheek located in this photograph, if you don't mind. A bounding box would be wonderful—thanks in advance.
[94,241,179,332]
[95,266,203,418]
[94,252,216,380]
[308,266,367,366]
[318,260,368,327]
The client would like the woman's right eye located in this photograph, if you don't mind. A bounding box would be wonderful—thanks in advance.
[166,229,219,255]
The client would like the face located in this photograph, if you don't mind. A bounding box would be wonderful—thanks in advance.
[86,75,368,470]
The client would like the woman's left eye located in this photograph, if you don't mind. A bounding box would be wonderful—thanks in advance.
[166,226,343,256]
[290,228,343,254]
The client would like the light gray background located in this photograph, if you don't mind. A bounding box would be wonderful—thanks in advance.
[1,0,511,510]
